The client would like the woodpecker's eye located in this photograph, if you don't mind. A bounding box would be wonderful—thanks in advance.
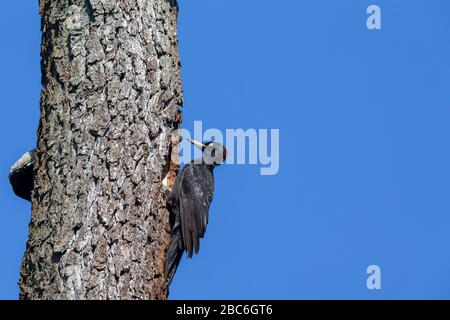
[203,142,226,165]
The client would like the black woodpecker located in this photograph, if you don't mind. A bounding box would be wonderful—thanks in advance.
[164,139,227,282]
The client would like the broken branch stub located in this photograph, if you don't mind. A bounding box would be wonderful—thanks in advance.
[9,149,36,202]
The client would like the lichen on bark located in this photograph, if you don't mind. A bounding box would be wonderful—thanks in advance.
[19,0,183,300]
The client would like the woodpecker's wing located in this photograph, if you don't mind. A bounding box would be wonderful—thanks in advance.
[179,164,213,258]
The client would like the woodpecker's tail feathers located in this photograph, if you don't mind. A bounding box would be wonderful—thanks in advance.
[164,229,184,284]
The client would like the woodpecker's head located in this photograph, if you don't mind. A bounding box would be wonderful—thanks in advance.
[188,139,228,166]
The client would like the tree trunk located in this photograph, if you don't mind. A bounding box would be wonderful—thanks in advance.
[19,0,182,300]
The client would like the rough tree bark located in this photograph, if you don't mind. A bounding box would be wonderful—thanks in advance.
[19,0,183,300]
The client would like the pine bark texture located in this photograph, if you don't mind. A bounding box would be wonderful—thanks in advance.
[19,0,182,300]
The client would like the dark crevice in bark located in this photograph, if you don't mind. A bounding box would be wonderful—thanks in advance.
[84,0,95,23]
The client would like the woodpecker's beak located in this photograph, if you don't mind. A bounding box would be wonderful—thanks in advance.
[187,138,206,150]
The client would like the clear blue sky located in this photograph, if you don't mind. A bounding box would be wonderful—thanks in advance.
[1,0,450,299]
